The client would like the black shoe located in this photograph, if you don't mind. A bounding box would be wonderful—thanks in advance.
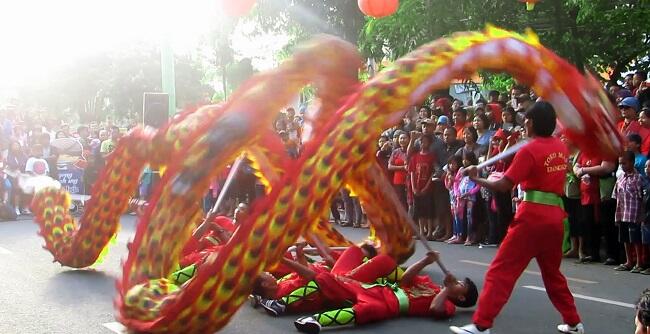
[249,295,262,308]
[339,221,352,227]
[295,316,321,334]
[603,258,617,265]
[261,299,286,317]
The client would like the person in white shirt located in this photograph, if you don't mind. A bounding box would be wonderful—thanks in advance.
[25,144,49,176]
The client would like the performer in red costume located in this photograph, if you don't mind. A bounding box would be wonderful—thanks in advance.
[251,244,396,314]
[179,203,249,267]
[450,102,584,334]
[293,252,478,334]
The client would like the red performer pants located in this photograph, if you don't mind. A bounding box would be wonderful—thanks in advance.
[316,273,399,325]
[473,203,581,328]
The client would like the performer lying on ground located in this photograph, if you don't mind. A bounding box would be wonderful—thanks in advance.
[251,243,397,314]
[291,251,478,334]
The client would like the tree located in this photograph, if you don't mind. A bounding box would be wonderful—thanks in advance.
[16,46,211,123]
[252,0,365,44]
[359,0,650,84]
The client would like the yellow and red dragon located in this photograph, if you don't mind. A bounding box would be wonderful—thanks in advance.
[30,27,621,333]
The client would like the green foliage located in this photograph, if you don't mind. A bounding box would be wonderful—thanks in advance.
[480,73,515,94]
[15,48,211,122]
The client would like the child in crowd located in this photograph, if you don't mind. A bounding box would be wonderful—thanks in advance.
[409,134,436,239]
[456,151,481,246]
[445,155,463,244]
[628,133,648,176]
[25,144,49,176]
[613,151,645,273]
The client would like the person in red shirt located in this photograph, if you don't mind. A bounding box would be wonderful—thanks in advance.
[452,109,469,140]
[409,134,437,240]
[573,151,616,264]
[618,97,650,155]
[451,102,584,334]
[388,132,410,210]
[293,252,478,334]
[179,203,248,267]
[637,106,650,155]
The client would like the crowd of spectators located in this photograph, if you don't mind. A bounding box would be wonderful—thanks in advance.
[0,109,129,217]
[369,70,650,276]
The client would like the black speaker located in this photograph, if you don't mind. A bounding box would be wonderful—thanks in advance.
[143,93,169,128]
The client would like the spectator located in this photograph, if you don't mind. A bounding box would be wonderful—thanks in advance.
[435,115,450,137]
[618,97,643,135]
[501,106,516,132]
[388,132,409,210]
[39,133,59,180]
[483,129,515,247]
[573,151,617,263]
[6,140,27,216]
[409,134,436,240]
[25,144,49,176]
[452,108,468,140]
[613,151,644,273]
[441,127,462,164]
[445,155,463,244]
[627,134,648,175]
[457,151,481,246]
[485,103,502,130]
[514,94,533,126]
[77,125,91,149]
[473,114,495,148]
[455,127,485,159]
[487,90,499,104]
[376,135,392,177]
[562,136,582,259]
[637,106,650,155]
[633,71,648,96]
[624,73,635,90]
[55,130,68,139]
[100,126,120,158]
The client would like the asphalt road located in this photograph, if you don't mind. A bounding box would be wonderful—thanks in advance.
[0,216,644,334]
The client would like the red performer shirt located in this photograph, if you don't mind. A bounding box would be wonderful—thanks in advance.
[401,275,456,319]
[409,151,436,192]
[276,263,331,299]
[576,153,602,205]
[504,137,568,195]
[276,263,331,312]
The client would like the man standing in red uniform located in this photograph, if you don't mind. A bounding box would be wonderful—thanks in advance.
[450,102,584,334]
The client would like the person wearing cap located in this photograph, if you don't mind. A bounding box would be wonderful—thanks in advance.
[451,102,584,334]
[619,97,641,132]
[436,115,450,136]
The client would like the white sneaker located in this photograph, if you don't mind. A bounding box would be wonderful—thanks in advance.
[450,324,490,334]
[557,323,585,334]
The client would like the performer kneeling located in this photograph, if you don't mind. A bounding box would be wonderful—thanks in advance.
[292,251,478,334]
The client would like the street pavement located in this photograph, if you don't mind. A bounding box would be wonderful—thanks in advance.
[0,215,644,334]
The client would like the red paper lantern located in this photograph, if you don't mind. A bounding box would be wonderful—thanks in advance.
[518,0,541,11]
[220,0,256,17]
[358,0,399,18]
